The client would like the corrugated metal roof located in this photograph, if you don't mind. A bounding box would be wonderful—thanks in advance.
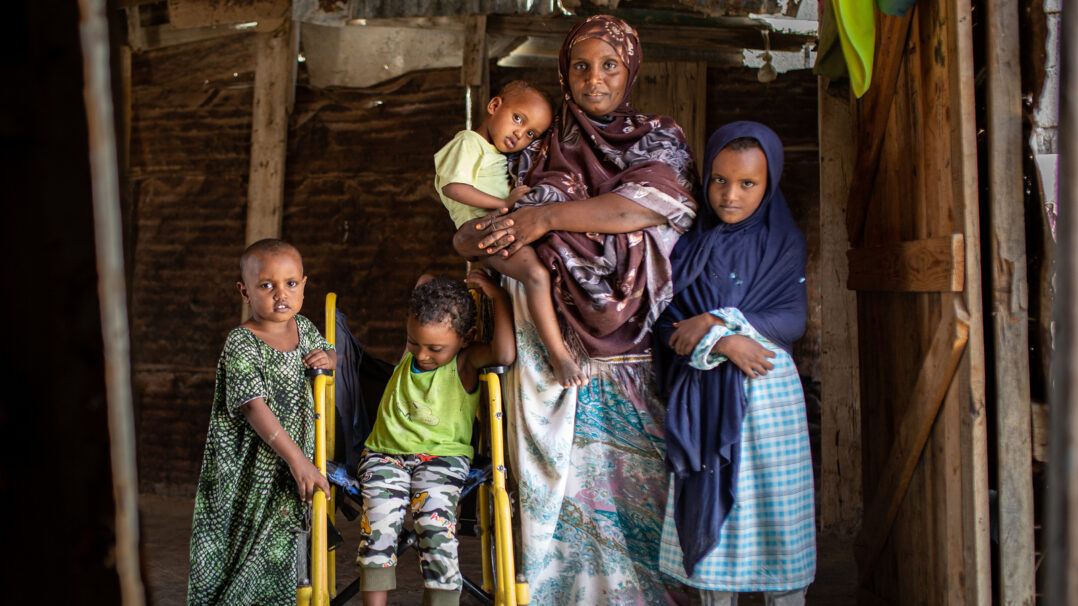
[294,0,560,26]
[293,0,797,25]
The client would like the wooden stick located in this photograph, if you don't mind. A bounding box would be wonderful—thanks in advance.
[76,0,146,604]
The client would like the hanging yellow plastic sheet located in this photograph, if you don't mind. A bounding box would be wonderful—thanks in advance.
[831,0,876,97]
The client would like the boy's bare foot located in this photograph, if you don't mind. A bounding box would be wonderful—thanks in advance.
[550,351,585,387]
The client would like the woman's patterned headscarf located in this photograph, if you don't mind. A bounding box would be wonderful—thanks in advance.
[557,15,642,116]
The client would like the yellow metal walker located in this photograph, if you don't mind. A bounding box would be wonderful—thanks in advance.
[297,293,530,606]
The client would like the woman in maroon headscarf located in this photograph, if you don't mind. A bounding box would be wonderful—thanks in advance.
[454,15,697,604]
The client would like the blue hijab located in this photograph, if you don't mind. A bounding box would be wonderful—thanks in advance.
[654,121,807,575]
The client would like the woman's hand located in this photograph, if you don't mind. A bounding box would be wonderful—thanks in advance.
[453,208,515,259]
[668,313,724,356]
[289,457,331,504]
[715,335,775,378]
[479,205,548,256]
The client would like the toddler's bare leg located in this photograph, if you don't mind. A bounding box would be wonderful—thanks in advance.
[487,246,585,387]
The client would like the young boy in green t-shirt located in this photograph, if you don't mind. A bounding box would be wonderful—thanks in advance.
[355,272,514,606]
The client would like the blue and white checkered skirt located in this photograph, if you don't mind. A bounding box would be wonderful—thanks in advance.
[658,316,816,591]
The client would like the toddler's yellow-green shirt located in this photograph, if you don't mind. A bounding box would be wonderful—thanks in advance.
[365,352,479,459]
[433,130,511,229]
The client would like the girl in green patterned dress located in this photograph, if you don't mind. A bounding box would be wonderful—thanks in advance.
[187,239,336,606]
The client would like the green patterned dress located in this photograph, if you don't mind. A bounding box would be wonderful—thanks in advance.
[187,315,333,606]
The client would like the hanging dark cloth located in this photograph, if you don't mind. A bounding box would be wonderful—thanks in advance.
[654,121,807,575]
[332,310,393,470]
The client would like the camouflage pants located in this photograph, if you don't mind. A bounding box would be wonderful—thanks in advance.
[355,450,470,591]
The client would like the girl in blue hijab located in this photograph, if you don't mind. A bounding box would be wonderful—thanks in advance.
[654,121,816,605]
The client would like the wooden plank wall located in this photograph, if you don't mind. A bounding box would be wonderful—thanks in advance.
[853,0,989,600]
[130,41,821,494]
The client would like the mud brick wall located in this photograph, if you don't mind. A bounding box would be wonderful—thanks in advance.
[130,36,466,495]
[131,38,820,495]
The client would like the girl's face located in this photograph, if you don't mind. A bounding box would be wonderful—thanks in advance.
[237,251,307,324]
[406,316,467,372]
[567,37,628,118]
[708,146,769,224]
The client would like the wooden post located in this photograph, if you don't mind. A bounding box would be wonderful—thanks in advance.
[245,18,293,247]
[463,15,488,131]
[986,0,1035,602]
[1047,0,1078,600]
[817,80,862,534]
[949,0,991,598]
[77,0,146,604]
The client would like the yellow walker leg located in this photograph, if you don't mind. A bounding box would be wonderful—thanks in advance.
[481,369,530,606]
[324,294,338,599]
[299,293,337,606]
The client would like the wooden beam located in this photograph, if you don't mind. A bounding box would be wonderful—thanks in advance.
[462,15,489,132]
[125,4,282,52]
[349,15,813,53]
[127,19,255,51]
[167,0,289,29]
[112,0,159,7]
[1046,0,1078,597]
[855,299,970,584]
[844,12,914,248]
[846,234,965,292]
[493,15,813,53]
[245,19,294,247]
[986,0,1035,600]
[818,79,863,535]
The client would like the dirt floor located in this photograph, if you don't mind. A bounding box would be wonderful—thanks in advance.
[140,494,855,605]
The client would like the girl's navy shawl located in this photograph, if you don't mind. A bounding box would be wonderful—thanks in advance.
[654,121,807,575]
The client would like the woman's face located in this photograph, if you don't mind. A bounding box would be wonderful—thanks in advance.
[567,37,628,117]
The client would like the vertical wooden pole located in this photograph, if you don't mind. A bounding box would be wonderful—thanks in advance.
[77,0,146,604]
[463,15,488,131]
[986,0,1035,602]
[949,0,991,600]
[246,18,294,246]
[1047,0,1078,600]
[818,80,863,534]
